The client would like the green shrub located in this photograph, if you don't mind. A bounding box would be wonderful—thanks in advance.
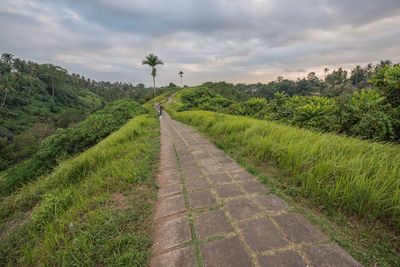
[371,64,400,107]
[197,96,234,112]
[176,87,399,142]
[340,89,396,140]
[0,99,146,196]
[289,96,340,132]
[242,98,268,117]
[179,86,215,110]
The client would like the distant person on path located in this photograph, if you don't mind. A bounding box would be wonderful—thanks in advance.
[156,103,163,119]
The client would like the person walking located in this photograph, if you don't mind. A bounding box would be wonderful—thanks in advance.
[158,103,164,119]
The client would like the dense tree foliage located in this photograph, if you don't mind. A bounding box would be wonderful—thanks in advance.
[201,61,398,99]
[0,54,169,170]
[178,63,400,142]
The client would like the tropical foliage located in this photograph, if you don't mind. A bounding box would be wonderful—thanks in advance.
[177,63,400,142]
[0,54,164,171]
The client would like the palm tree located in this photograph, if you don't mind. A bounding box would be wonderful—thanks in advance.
[354,65,362,87]
[179,71,184,87]
[1,74,13,107]
[142,54,163,101]
[1,53,14,65]
[324,67,329,78]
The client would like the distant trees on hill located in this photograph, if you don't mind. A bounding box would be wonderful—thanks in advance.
[200,60,398,100]
[180,61,400,143]
[0,53,165,170]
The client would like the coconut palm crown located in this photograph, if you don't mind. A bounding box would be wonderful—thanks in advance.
[142,53,163,99]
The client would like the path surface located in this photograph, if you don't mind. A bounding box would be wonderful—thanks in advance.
[151,113,361,267]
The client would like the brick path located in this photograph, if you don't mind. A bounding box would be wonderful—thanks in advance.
[151,113,362,267]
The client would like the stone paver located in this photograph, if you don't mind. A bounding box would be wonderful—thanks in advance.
[229,170,255,182]
[151,113,361,267]
[151,246,196,267]
[304,244,363,267]
[195,209,233,239]
[259,250,307,267]
[208,172,232,183]
[274,213,327,244]
[252,194,288,213]
[200,237,253,267]
[153,215,191,254]
[158,183,181,199]
[186,176,208,191]
[154,194,185,219]
[215,183,245,198]
[188,189,216,209]
[241,180,270,194]
[182,167,203,178]
[226,197,261,220]
[239,217,289,252]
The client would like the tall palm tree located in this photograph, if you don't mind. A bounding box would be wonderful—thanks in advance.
[354,65,362,87]
[324,67,329,77]
[142,54,163,101]
[1,53,14,65]
[179,71,184,87]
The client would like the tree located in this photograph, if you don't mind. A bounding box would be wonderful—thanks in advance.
[1,53,14,66]
[350,65,364,87]
[0,54,14,106]
[142,54,163,101]
[324,67,329,78]
[38,64,67,97]
[326,67,348,86]
[136,83,145,89]
[179,70,184,87]
[0,73,13,107]
[371,64,400,107]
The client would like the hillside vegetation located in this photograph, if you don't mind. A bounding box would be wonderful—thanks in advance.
[0,114,159,266]
[176,63,400,143]
[0,99,146,197]
[0,54,169,171]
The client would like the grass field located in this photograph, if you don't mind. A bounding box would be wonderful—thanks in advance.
[168,109,400,266]
[0,115,160,266]
[172,110,400,229]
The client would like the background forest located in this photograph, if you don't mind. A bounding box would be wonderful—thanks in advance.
[0,53,177,171]
[178,61,400,143]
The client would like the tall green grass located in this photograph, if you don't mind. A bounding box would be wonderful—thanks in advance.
[172,111,400,231]
[0,115,159,266]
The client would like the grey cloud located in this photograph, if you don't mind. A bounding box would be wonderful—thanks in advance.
[0,0,399,86]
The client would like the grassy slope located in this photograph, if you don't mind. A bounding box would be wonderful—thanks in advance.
[168,109,400,266]
[0,114,160,266]
[0,99,146,197]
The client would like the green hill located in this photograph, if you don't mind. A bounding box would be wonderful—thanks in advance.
[0,114,159,266]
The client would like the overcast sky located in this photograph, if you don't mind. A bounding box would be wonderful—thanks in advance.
[1,0,399,86]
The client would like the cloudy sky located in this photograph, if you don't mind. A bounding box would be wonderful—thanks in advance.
[1,0,399,86]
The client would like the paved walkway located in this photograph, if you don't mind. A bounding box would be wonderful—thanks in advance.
[151,113,361,267]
